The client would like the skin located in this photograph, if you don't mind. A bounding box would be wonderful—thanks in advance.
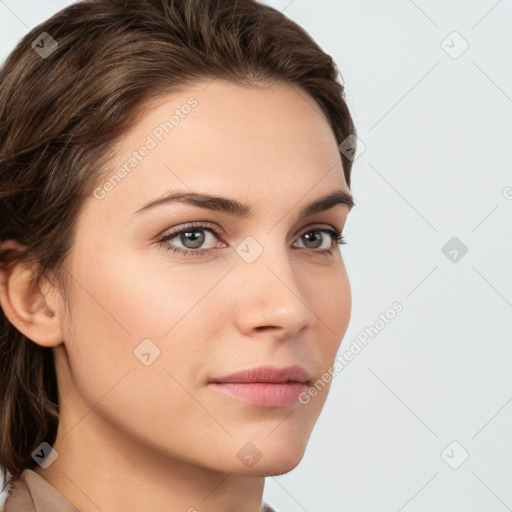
[0,79,352,512]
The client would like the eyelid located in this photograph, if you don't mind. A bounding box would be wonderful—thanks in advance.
[296,222,341,236]
[159,220,224,238]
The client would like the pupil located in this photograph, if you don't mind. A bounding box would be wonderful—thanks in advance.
[181,230,204,249]
[304,231,322,249]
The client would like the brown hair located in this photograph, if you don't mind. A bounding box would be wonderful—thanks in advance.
[0,0,357,486]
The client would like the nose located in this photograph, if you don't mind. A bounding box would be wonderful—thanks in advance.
[232,240,318,340]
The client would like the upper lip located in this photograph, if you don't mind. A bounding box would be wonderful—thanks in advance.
[209,364,312,385]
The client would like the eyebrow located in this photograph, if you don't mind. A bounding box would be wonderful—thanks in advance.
[133,188,355,219]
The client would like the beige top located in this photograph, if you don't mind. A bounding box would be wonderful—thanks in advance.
[2,469,78,512]
[2,468,277,511]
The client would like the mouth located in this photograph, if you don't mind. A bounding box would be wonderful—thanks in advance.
[207,364,312,408]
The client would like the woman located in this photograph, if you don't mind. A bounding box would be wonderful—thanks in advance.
[0,0,357,510]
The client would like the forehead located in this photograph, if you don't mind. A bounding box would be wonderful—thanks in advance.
[91,79,347,222]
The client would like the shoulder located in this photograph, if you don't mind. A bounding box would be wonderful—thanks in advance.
[0,478,8,512]
[0,469,28,512]
[0,468,78,512]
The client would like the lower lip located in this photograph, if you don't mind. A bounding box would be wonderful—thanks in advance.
[208,382,309,408]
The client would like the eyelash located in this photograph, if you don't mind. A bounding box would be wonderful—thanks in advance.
[157,221,346,257]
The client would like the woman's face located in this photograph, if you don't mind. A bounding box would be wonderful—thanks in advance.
[53,79,353,476]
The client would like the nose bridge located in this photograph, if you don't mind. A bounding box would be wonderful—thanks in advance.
[237,232,301,291]
[232,232,317,335]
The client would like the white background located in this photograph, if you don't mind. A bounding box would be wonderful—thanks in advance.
[1,1,511,511]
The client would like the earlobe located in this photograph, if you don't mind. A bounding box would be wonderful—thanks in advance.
[0,242,63,348]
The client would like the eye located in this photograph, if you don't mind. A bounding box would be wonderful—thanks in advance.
[157,221,226,256]
[293,224,346,251]
[157,221,346,257]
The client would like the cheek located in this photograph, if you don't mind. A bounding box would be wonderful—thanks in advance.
[91,249,229,336]
[62,250,225,394]
[59,266,214,451]
[309,259,351,354]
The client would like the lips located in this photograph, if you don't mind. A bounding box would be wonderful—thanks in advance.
[209,364,312,385]
[208,364,312,408]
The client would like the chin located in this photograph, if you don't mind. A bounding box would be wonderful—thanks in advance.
[241,450,307,477]
[263,453,306,476]
[233,436,310,477]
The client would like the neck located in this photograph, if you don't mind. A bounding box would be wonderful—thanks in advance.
[34,402,266,512]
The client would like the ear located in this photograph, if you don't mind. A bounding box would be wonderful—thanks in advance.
[0,240,64,347]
